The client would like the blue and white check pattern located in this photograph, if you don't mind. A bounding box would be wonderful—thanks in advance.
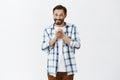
[41,22,81,77]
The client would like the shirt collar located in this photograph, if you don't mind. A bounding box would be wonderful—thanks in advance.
[51,22,69,29]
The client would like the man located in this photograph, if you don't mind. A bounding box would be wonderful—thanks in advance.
[41,5,81,80]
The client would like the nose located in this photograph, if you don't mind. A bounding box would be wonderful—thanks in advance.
[56,15,61,19]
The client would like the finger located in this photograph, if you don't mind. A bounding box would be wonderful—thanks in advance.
[58,28,63,31]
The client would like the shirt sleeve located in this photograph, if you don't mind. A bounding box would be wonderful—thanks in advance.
[41,29,53,52]
[69,25,81,49]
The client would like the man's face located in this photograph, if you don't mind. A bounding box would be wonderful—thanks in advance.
[53,9,66,25]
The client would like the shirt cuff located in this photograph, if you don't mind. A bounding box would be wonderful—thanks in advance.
[69,41,80,49]
[70,41,74,48]
[49,35,57,50]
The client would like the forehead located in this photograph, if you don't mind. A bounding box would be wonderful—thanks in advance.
[53,9,65,14]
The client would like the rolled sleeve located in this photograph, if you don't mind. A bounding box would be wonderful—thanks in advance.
[41,29,53,51]
[70,41,81,49]
[69,25,81,49]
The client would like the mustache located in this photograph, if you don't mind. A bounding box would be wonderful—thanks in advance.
[54,19,62,21]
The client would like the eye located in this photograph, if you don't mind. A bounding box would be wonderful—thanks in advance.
[55,14,58,16]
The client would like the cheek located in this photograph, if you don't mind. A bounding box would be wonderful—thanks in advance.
[60,16,66,19]
[53,15,57,18]
[59,15,64,18]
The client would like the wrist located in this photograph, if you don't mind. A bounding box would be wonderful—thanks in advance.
[62,34,66,40]
[54,36,58,41]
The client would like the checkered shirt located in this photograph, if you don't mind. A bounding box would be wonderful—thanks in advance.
[41,22,81,77]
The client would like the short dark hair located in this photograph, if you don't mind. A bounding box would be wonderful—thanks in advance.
[53,5,67,15]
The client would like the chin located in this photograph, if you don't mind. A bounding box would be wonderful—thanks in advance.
[55,22,62,25]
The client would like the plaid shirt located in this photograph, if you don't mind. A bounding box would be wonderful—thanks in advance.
[41,22,81,77]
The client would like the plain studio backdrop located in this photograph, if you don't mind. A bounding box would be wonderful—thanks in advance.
[0,0,120,80]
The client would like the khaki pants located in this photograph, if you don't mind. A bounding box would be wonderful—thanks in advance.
[48,72,74,80]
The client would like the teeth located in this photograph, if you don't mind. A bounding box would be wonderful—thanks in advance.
[56,20,61,22]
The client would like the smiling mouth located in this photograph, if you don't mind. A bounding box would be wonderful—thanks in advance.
[54,19,63,25]
[56,20,61,22]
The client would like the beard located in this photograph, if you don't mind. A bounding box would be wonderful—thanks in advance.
[54,19,64,25]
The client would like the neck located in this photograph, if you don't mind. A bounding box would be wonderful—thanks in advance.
[55,22,65,27]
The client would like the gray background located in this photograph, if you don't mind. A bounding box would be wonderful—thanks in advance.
[0,0,120,80]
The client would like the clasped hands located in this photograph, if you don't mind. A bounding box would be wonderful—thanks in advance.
[49,28,70,47]
[55,29,70,45]
[55,29,65,39]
